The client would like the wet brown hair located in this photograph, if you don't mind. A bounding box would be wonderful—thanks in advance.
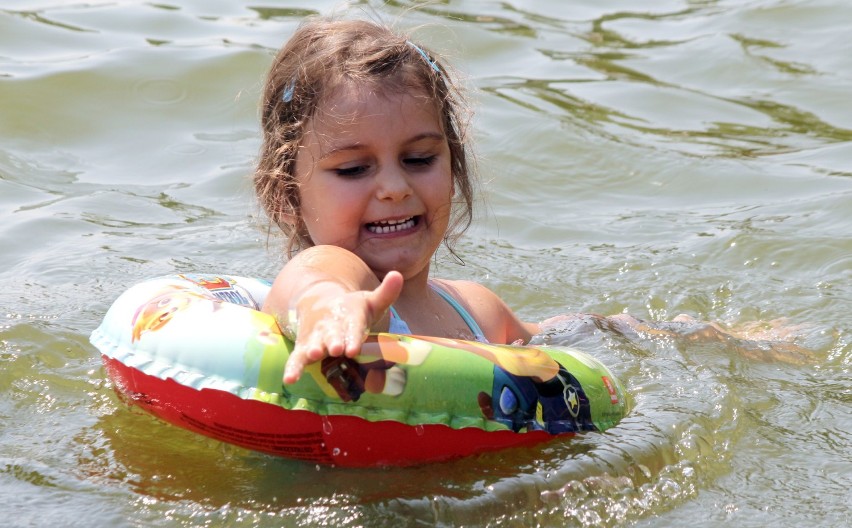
[254,17,474,257]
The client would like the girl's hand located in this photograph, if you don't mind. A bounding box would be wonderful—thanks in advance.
[282,271,403,384]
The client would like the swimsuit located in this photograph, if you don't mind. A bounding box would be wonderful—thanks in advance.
[388,281,487,342]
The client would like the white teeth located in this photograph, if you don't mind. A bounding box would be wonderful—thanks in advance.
[367,217,416,234]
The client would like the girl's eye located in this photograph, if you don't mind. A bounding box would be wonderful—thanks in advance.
[334,165,368,178]
[403,155,436,168]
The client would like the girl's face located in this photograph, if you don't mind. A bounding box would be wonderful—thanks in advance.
[294,84,454,282]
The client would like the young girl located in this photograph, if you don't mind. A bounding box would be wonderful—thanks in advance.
[254,18,537,383]
[254,18,808,384]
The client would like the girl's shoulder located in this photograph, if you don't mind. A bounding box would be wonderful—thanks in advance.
[429,278,500,311]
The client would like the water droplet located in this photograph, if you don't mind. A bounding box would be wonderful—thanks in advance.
[414,425,425,436]
[321,416,333,434]
[332,447,340,456]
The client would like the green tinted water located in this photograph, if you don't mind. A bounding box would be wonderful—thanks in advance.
[1,1,849,526]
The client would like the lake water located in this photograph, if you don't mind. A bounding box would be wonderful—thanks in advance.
[1,1,849,526]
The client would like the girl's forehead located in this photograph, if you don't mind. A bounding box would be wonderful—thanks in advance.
[311,83,442,132]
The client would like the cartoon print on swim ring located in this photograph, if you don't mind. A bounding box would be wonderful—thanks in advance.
[479,363,595,434]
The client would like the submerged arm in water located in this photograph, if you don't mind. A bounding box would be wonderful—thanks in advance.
[537,313,814,365]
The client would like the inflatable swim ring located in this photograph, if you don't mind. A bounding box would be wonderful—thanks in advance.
[90,274,629,467]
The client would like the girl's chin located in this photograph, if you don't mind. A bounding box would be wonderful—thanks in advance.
[362,254,431,279]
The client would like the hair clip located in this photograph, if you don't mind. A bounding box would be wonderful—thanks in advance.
[282,80,296,103]
[406,40,441,74]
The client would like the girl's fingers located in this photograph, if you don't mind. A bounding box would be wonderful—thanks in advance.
[370,271,404,317]
[283,353,306,384]
[285,319,359,383]
[283,275,404,383]
[284,329,327,383]
[373,271,405,313]
[344,311,369,357]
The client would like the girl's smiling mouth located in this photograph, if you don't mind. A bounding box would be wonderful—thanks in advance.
[366,216,419,234]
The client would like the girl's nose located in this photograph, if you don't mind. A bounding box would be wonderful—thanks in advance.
[375,166,413,201]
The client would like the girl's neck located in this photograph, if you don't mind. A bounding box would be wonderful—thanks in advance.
[393,265,432,305]
[388,268,475,340]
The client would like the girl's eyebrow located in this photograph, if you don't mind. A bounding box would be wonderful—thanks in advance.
[319,132,446,160]
[405,132,446,144]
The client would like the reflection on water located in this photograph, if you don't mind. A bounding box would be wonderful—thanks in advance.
[1,1,850,526]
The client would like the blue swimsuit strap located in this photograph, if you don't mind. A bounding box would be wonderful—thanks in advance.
[428,281,488,342]
[388,282,487,342]
[387,305,412,334]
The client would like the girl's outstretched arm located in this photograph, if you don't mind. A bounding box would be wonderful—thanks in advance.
[262,245,403,384]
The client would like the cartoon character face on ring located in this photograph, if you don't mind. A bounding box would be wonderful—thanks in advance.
[480,363,595,434]
[131,286,215,342]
